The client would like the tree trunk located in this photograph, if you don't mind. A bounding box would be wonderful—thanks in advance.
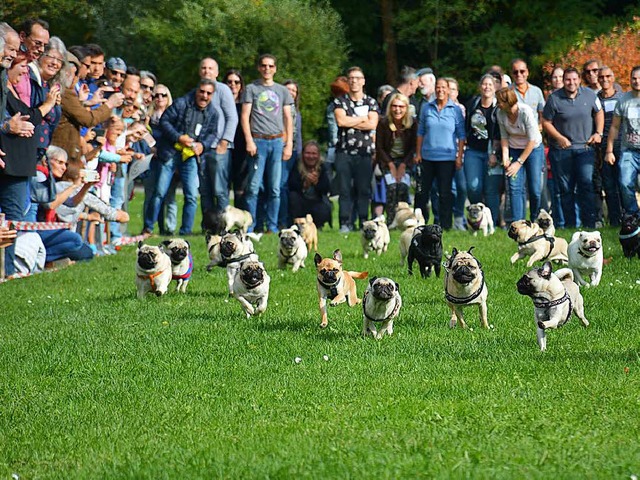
[380,0,398,85]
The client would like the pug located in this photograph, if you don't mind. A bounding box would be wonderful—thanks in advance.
[361,215,390,259]
[222,205,253,233]
[517,261,589,351]
[293,214,318,252]
[619,212,640,259]
[508,220,568,267]
[407,224,443,278]
[135,241,172,299]
[278,226,308,273]
[315,249,369,328]
[568,231,603,287]
[536,209,556,237]
[232,260,271,318]
[444,247,489,329]
[399,218,419,266]
[362,277,402,339]
[388,202,425,230]
[205,233,223,271]
[466,202,495,237]
[160,238,193,293]
[219,231,259,295]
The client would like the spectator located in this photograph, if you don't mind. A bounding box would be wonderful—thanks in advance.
[582,59,601,92]
[464,73,502,225]
[279,79,303,228]
[605,65,640,215]
[377,85,394,108]
[380,66,418,115]
[415,78,465,230]
[333,66,379,233]
[414,67,435,115]
[325,76,349,167]
[139,70,156,109]
[550,66,564,93]
[105,57,127,91]
[288,140,332,229]
[224,69,248,210]
[15,18,50,105]
[496,87,544,221]
[241,54,293,233]
[144,79,220,235]
[375,92,416,222]
[542,67,604,228]
[444,76,468,230]
[83,43,105,93]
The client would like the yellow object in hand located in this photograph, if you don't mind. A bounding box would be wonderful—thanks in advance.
[174,142,196,161]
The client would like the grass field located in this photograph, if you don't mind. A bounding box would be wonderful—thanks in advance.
[1,199,640,479]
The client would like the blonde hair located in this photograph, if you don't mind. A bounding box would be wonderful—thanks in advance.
[297,140,324,177]
[385,93,413,129]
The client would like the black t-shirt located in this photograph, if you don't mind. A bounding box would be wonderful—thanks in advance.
[466,97,498,153]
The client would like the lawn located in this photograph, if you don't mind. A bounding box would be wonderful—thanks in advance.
[1,199,639,479]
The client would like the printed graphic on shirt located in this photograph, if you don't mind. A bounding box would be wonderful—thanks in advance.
[256,90,281,116]
[470,109,488,140]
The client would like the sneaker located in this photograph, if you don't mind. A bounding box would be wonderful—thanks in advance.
[339,224,351,234]
[453,217,467,231]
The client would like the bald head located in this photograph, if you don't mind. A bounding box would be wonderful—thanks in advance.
[199,57,219,80]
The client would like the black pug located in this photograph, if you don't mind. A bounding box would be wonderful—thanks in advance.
[619,211,640,259]
[203,209,226,235]
[407,224,443,278]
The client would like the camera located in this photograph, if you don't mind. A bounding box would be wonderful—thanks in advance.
[80,169,100,183]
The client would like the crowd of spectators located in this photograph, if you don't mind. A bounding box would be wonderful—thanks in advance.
[2,17,640,280]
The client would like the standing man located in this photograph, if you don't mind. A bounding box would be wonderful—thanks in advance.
[333,66,380,233]
[241,54,293,233]
[414,67,435,117]
[16,18,50,106]
[144,79,220,235]
[542,67,604,228]
[105,57,127,91]
[380,66,418,116]
[198,57,238,214]
[605,65,640,215]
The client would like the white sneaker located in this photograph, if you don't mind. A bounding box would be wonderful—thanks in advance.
[453,217,467,231]
[339,224,351,234]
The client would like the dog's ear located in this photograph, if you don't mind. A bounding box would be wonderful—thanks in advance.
[467,246,475,255]
[137,240,143,250]
[314,253,322,265]
[160,240,171,247]
[205,233,212,243]
[234,230,242,238]
[540,262,553,279]
[278,230,284,238]
[332,249,343,263]
[451,247,458,258]
[395,282,400,292]
[306,214,313,222]
[525,220,532,227]
[369,276,378,286]
[186,240,191,249]
[466,205,471,212]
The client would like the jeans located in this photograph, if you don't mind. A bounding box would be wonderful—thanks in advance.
[464,148,503,224]
[335,152,373,228]
[548,147,597,228]
[38,229,94,262]
[508,144,544,221]
[0,175,29,276]
[416,160,456,229]
[145,154,199,234]
[199,150,231,215]
[278,150,298,228]
[452,167,467,218]
[618,149,640,215]
[109,164,127,243]
[245,138,284,233]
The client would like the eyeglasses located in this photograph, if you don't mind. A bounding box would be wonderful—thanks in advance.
[259,64,276,69]
[153,93,168,99]
[512,69,527,75]
[227,79,241,85]
[42,53,64,65]
[110,70,125,78]
[140,84,154,90]
[51,158,67,166]
[348,76,364,81]
[28,37,48,50]
[81,62,91,69]
[391,104,407,109]
[198,89,214,96]
[585,68,599,74]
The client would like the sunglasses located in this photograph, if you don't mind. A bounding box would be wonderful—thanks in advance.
[227,79,241,85]
[512,69,527,75]
[198,89,213,96]
[585,68,599,74]
[110,69,125,77]
[153,93,168,99]
[140,84,154,90]
[260,64,276,69]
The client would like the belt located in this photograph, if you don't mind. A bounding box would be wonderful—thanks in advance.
[252,132,284,140]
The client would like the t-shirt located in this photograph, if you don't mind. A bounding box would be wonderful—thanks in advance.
[466,98,498,152]
[598,90,623,149]
[497,102,542,150]
[613,91,640,150]
[243,81,294,136]
[512,83,545,117]
[543,87,602,150]
[334,94,380,156]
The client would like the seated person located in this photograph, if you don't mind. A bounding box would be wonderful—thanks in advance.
[288,141,332,229]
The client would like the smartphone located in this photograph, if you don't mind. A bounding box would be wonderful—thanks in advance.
[93,128,105,138]
[102,90,115,100]
[80,169,100,183]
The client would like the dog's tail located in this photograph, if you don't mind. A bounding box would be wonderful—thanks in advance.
[348,271,369,280]
[554,268,574,282]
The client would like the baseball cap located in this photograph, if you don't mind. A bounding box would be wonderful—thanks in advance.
[106,57,127,73]
[416,67,434,77]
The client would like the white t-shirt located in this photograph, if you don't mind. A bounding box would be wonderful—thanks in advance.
[497,102,542,150]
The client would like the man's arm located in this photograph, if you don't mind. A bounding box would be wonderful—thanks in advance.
[216,83,238,154]
[282,104,293,161]
[241,102,257,156]
[542,117,571,148]
[604,115,621,165]
[334,107,366,129]
[587,108,605,145]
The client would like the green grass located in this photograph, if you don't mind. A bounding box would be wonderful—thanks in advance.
[1,198,640,479]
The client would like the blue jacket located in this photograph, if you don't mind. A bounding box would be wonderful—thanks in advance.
[157,91,220,162]
[418,99,465,161]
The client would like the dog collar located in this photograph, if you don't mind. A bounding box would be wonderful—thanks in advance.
[138,270,164,291]
[468,216,483,230]
[279,246,299,260]
[362,289,401,322]
[619,227,640,240]
[319,278,340,299]
[445,272,485,305]
[220,252,253,267]
[172,253,193,281]
[519,234,555,260]
[533,291,573,327]
[577,248,597,259]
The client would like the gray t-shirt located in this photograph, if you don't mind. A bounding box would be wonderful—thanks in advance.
[513,83,545,118]
[613,91,640,150]
[543,87,602,150]
[243,81,294,136]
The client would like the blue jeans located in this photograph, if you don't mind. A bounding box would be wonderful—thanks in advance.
[508,144,544,221]
[38,229,94,262]
[278,150,298,228]
[109,164,127,243]
[452,167,467,218]
[464,148,503,224]
[145,154,199,234]
[618,149,640,215]
[245,138,284,233]
[199,150,231,214]
[549,147,597,228]
[0,175,29,276]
